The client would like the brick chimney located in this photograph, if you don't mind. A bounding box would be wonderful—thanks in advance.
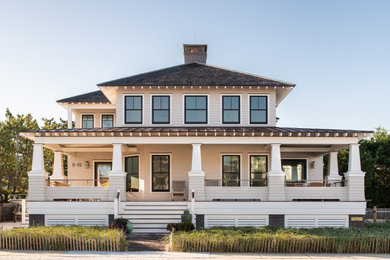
[183,44,207,64]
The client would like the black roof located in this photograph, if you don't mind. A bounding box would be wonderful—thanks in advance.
[97,63,295,87]
[57,91,110,103]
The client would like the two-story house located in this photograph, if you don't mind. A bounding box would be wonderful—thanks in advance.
[20,44,371,233]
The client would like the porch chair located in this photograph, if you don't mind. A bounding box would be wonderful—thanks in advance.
[172,181,186,201]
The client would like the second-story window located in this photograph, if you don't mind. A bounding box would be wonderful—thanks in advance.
[101,115,114,128]
[82,115,94,128]
[185,96,207,124]
[250,96,268,124]
[152,96,170,124]
[125,96,142,124]
[222,96,240,124]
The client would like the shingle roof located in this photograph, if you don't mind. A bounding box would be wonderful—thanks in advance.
[57,91,110,103]
[97,63,295,87]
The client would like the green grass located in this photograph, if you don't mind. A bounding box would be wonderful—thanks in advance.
[0,226,127,251]
[167,223,390,253]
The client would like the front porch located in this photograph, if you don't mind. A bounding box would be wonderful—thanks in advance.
[28,142,364,203]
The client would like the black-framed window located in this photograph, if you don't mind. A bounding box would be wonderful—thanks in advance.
[282,159,307,182]
[124,96,142,124]
[222,155,240,186]
[250,155,267,186]
[82,115,94,128]
[185,96,207,124]
[152,96,170,124]
[250,96,268,124]
[152,155,170,192]
[125,156,139,192]
[222,96,240,124]
[101,115,114,128]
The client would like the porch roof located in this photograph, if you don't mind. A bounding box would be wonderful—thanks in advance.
[19,126,373,139]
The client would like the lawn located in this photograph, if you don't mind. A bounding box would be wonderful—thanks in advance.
[167,223,390,253]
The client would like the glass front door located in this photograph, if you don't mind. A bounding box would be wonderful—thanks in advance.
[125,156,139,192]
[94,162,111,187]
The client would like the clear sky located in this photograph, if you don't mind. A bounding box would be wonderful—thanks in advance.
[0,0,389,130]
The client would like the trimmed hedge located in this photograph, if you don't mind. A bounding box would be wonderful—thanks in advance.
[167,223,390,253]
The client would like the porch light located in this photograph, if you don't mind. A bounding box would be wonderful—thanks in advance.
[84,161,90,169]
[311,161,316,169]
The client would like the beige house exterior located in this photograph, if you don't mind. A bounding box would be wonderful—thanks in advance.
[20,44,372,233]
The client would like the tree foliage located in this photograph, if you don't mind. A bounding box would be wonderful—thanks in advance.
[0,109,70,199]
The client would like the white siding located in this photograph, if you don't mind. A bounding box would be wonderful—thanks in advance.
[115,88,277,127]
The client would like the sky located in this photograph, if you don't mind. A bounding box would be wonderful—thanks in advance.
[0,0,389,131]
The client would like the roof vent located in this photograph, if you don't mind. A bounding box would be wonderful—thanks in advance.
[183,44,207,64]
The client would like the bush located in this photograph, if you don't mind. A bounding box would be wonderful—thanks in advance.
[167,222,195,232]
[110,218,132,234]
[167,223,390,253]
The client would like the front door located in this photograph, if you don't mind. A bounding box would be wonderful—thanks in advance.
[125,156,139,192]
[94,162,112,187]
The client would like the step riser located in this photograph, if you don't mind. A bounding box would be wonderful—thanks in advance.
[120,203,188,233]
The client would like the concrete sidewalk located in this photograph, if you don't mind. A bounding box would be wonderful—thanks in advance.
[0,251,389,260]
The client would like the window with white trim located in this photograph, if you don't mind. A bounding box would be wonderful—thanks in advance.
[250,96,268,124]
[124,96,142,124]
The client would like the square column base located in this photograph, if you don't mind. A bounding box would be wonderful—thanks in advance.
[108,171,126,201]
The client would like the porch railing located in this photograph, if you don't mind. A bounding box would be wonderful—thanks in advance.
[46,179,109,187]
[285,179,346,187]
[205,179,267,187]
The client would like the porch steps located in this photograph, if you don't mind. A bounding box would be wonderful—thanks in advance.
[119,202,188,233]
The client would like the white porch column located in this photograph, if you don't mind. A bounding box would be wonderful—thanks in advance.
[67,107,72,129]
[51,151,65,180]
[267,144,285,201]
[326,152,341,184]
[109,143,126,201]
[188,143,205,201]
[345,144,365,201]
[28,143,48,201]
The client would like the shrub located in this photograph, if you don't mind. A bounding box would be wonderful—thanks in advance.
[167,223,390,253]
[167,222,195,232]
[110,218,132,234]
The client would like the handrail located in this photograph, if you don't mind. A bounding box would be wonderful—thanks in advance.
[46,179,109,187]
[205,179,267,187]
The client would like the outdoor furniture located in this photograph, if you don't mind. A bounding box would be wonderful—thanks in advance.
[172,181,186,201]
[12,204,22,223]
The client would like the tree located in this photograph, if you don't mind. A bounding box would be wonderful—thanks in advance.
[41,118,69,175]
[0,109,39,196]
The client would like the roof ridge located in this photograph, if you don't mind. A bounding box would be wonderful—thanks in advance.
[97,63,191,86]
[195,62,295,86]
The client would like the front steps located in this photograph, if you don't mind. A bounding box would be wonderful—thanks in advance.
[119,201,189,233]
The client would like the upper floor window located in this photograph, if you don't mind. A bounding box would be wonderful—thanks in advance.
[152,96,170,124]
[82,115,94,128]
[250,96,268,124]
[101,115,114,128]
[185,96,207,124]
[125,96,142,124]
[222,96,240,124]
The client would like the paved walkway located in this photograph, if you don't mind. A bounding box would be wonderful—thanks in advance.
[0,251,388,260]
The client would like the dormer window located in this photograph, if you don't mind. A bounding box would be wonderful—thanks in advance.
[125,96,142,124]
[152,96,170,124]
[222,96,240,124]
[185,95,207,124]
[82,115,94,128]
[250,96,268,124]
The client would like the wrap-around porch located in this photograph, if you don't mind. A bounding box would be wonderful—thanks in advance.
[28,141,365,204]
